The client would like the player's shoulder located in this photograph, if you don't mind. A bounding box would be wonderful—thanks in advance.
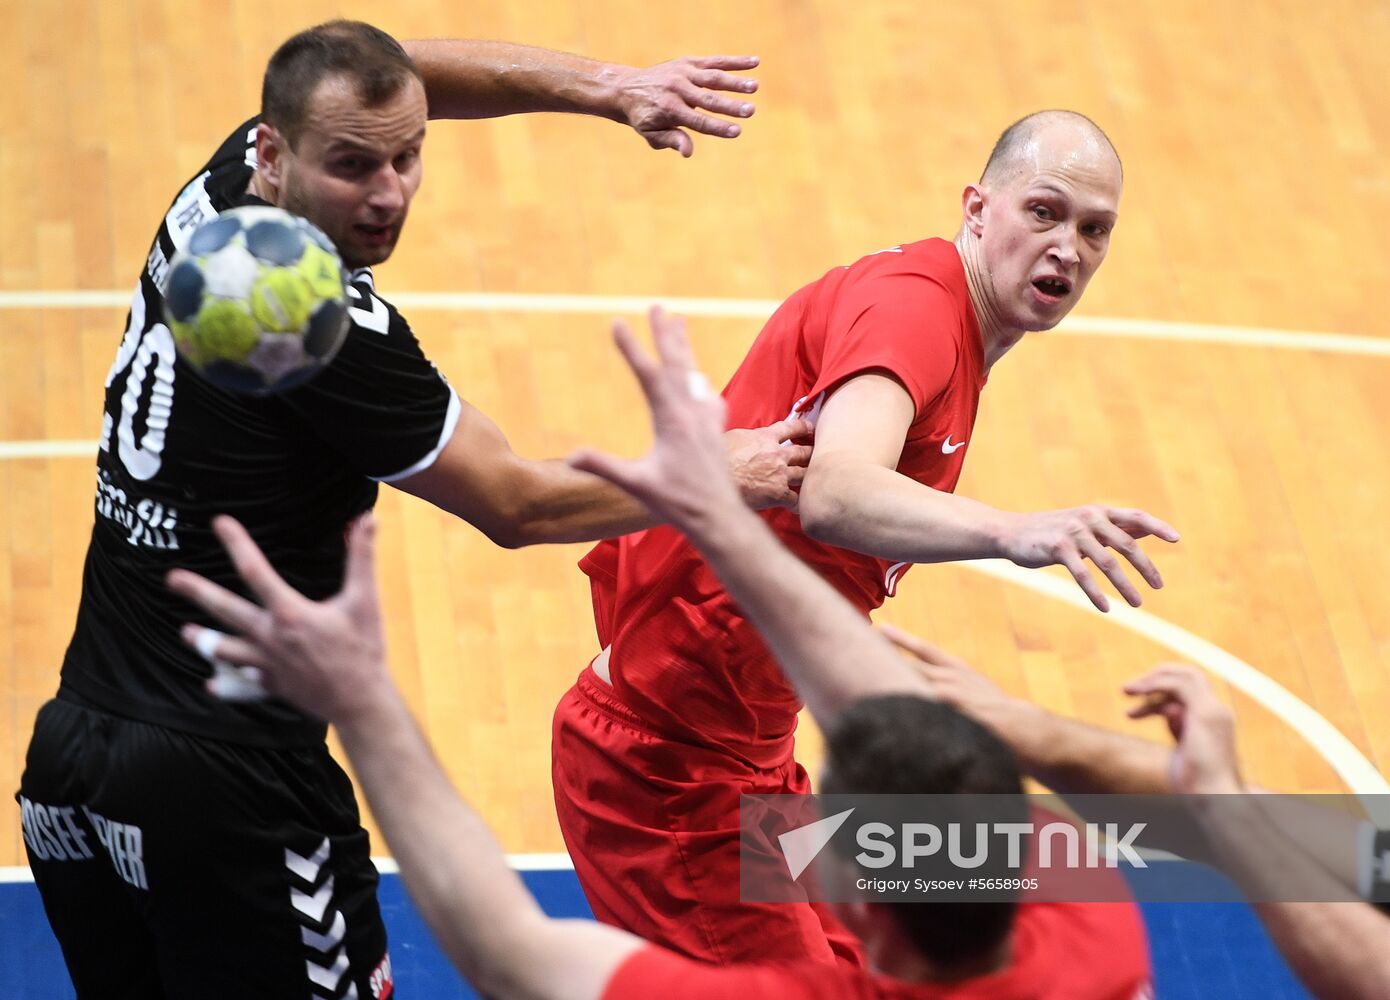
[846,237,962,284]
[833,238,967,320]
[342,268,412,339]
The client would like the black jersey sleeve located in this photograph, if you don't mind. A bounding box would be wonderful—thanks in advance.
[280,272,459,482]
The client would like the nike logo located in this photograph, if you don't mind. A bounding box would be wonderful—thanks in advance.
[941,436,966,455]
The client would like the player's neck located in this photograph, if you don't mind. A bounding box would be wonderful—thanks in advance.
[246,171,278,205]
[953,231,1026,370]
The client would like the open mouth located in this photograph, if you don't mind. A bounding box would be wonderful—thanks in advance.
[1032,276,1071,299]
[356,223,394,243]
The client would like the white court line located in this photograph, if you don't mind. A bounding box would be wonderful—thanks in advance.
[965,560,1390,822]
[0,856,576,883]
[0,439,100,460]
[1,291,1385,830]
[1,289,1388,357]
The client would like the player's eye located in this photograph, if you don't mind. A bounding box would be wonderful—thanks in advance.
[1083,222,1111,238]
[1031,204,1053,221]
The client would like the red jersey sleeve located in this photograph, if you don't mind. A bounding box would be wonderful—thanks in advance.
[601,946,854,1000]
[805,268,963,419]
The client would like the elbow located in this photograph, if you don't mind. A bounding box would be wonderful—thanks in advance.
[469,502,530,550]
[797,472,847,544]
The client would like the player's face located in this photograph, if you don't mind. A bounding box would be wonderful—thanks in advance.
[977,128,1121,331]
[274,75,428,270]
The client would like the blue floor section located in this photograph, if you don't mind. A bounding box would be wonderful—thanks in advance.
[0,867,1311,998]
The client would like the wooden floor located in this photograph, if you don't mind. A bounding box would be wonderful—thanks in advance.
[3,0,1390,864]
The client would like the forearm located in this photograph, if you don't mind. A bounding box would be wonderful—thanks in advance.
[403,39,626,122]
[1189,797,1387,998]
[688,500,930,725]
[800,460,1011,564]
[1252,902,1390,999]
[335,691,546,996]
[506,458,657,547]
[980,704,1172,796]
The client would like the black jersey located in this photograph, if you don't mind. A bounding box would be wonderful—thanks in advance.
[59,118,457,748]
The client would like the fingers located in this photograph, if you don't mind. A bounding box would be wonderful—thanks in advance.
[1092,519,1163,591]
[1058,546,1111,613]
[341,514,378,605]
[657,102,744,139]
[1108,507,1180,544]
[876,623,965,668]
[611,318,662,401]
[762,416,814,443]
[1123,663,1212,699]
[181,624,267,670]
[644,128,693,157]
[567,447,639,492]
[648,305,694,370]
[211,516,298,609]
[166,567,268,636]
[1075,535,1143,608]
[681,79,756,118]
[689,55,760,75]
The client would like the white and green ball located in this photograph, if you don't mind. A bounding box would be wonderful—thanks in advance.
[164,206,350,394]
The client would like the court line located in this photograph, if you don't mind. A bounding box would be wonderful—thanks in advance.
[2,294,1384,827]
[1,289,1388,356]
[0,858,571,883]
[0,440,101,460]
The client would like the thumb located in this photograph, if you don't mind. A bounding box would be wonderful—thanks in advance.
[342,514,378,602]
[568,448,641,492]
[645,129,693,157]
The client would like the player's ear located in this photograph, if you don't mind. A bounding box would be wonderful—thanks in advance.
[961,183,986,237]
[254,123,287,192]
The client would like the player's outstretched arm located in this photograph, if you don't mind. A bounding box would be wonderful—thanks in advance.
[403,40,758,156]
[798,372,1180,612]
[568,309,932,725]
[876,624,1172,795]
[1126,665,1390,1000]
[394,394,810,548]
[166,517,648,1000]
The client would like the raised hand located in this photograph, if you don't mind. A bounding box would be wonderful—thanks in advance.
[166,515,389,724]
[998,505,1180,611]
[1124,663,1241,795]
[568,307,743,530]
[615,55,759,156]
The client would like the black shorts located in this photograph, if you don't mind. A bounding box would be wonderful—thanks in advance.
[17,696,394,1000]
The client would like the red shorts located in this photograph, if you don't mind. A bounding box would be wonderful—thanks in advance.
[551,666,865,968]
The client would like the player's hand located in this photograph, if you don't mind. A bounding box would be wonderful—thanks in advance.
[998,505,1180,612]
[568,307,747,529]
[877,623,1031,724]
[613,55,758,156]
[724,418,813,512]
[166,515,390,725]
[1124,664,1242,795]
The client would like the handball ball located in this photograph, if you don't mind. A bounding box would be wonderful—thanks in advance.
[164,206,350,394]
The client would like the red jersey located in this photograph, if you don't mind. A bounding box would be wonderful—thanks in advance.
[580,238,987,765]
[602,902,1153,1000]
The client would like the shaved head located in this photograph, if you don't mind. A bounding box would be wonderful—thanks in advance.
[980,110,1122,187]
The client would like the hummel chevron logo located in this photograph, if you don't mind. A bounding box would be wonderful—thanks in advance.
[291,875,335,924]
[941,435,966,455]
[778,808,856,880]
[285,838,330,883]
[306,947,350,991]
[302,910,347,954]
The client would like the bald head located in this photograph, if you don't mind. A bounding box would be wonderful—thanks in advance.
[980,110,1122,188]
